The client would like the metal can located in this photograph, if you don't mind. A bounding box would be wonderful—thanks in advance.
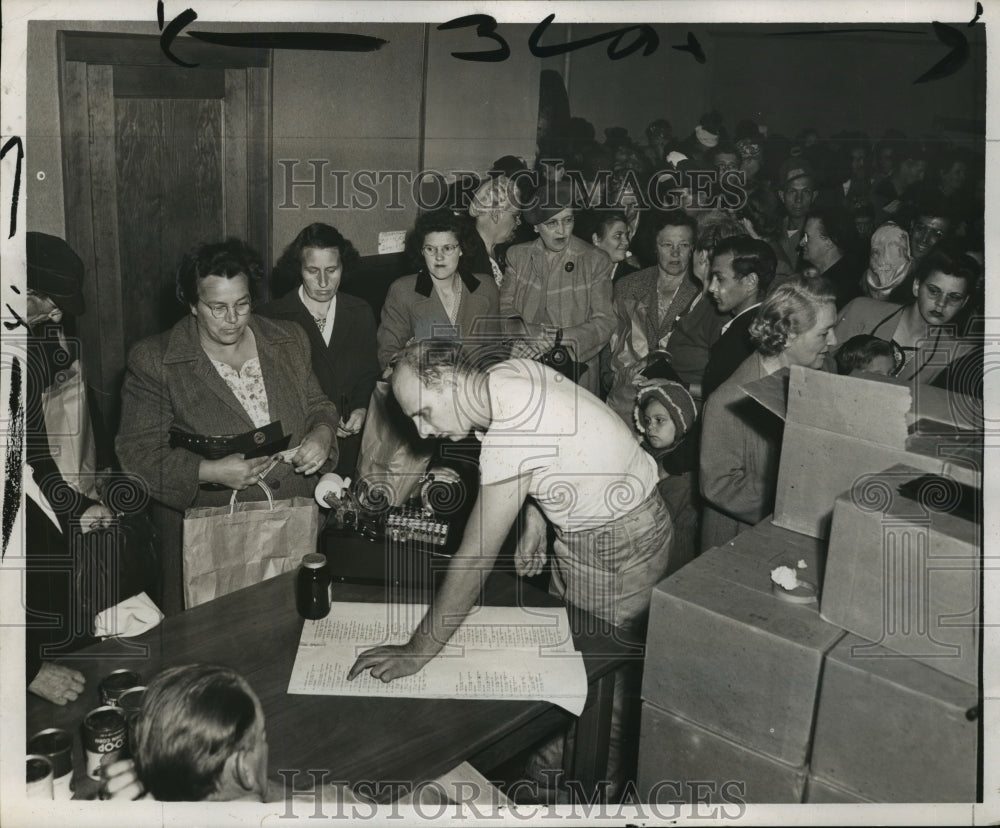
[100,669,142,707]
[117,686,146,722]
[82,706,127,780]
[117,686,146,754]
[27,728,74,800]
[26,755,53,799]
[296,552,332,620]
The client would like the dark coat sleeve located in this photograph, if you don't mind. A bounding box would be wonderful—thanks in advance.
[346,299,380,412]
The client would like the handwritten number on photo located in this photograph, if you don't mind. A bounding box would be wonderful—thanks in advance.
[441,14,659,62]
[438,15,511,62]
[528,15,658,60]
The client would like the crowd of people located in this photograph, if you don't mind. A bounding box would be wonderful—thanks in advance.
[24,108,984,804]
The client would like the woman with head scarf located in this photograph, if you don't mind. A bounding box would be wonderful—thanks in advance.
[861,222,912,301]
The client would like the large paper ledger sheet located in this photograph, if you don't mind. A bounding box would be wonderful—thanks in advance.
[287,602,589,716]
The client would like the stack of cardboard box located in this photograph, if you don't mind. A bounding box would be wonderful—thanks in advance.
[639,520,843,804]
[809,463,979,802]
[637,368,982,804]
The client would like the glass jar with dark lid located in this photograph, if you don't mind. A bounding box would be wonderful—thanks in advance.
[296,552,332,620]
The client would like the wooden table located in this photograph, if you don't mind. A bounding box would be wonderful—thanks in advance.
[26,549,640,803]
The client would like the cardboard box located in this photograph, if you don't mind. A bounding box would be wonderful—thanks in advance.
[821,464,980,684]
[741,366,981,540]
[804,774,874,803]
[643,526,844,766]
[810,633,978,802]
[637,701,807,805]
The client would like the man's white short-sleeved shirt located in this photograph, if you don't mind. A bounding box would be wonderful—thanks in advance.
[478,359,658,530]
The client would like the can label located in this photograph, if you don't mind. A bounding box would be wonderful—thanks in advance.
[100,670,142,707]
[83,706,127,780]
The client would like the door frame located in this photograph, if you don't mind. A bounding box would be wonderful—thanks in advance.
[56,31,272,426]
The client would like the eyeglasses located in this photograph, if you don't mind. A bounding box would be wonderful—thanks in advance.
[200,298,252,319]
[422,244,461,257]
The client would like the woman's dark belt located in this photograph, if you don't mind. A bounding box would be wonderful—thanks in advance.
[169,421,291,489]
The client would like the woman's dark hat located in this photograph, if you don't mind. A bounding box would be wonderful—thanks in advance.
[26,232,86,315]
[523,182,575,226]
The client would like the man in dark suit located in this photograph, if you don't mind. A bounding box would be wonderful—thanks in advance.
[702,236,777,400]
[259,224,380,477]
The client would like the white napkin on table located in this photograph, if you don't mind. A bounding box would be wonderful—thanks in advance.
[94,591,164,639]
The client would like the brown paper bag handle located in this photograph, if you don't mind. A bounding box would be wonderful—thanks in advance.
[228,479,275,514]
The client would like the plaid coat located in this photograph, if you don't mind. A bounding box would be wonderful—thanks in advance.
[500,235,614,396]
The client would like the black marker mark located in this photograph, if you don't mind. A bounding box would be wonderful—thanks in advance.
[157,0,165,30]
[969,2,983,26]
[672,31,706,63]
[4,306,28,331]
[914,22,969,83]
[2,357,24,558]
[1,136,24,238]
[529,14,658,60]
[160,6,199,67]
[763,24,970,84]
[766,27,925,36]
[186,31,388,52]
[438,15,510,62]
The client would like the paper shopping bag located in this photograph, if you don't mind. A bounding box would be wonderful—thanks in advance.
[356,380,435,508]
[182,482,318,608]
[41,359,99,500]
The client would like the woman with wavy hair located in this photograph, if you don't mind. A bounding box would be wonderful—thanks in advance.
[377,208,500,372]
[699,276,838,550]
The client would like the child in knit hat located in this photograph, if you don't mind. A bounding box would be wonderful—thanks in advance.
[635,380,696,459]
[633,379,699,573]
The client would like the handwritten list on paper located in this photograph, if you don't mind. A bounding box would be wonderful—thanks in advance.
[287,602,588,716]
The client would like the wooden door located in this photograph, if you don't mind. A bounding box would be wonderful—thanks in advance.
[57,32,271,431]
